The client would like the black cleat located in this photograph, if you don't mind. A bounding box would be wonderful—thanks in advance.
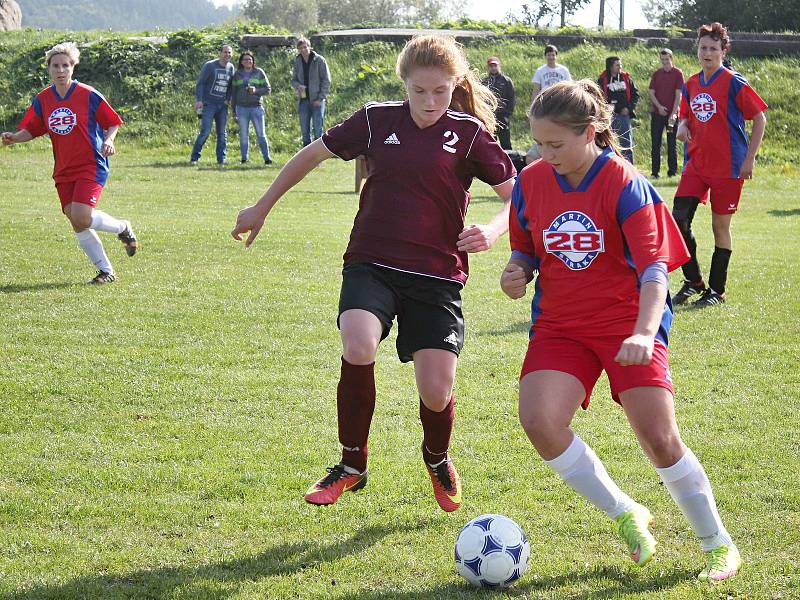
[88,270,115,285]
[672,280,705,305]
[692,288,726,308]
[118,221,138,257]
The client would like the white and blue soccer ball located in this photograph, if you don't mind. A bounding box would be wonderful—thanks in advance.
[454,513,530,588]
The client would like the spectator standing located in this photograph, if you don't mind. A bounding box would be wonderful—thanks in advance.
[291,37,331,147]
[191,44,235,165]
[598,56,640,163]
[648,49,684,178]
[531,45,571,101]
[231,50,273,165]
[481,56,516,150]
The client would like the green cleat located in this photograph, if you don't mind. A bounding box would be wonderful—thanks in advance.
[615,504,657,566]
[698,544,741,582]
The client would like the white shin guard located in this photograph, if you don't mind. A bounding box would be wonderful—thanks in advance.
[75,228,112,273]
[656,449,733,550]
[90,210,126,234]
[545,434,637,519]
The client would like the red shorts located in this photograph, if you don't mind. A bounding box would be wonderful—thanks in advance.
[55,180,104,212]
[675,159,744,215]
[520,330,673,409]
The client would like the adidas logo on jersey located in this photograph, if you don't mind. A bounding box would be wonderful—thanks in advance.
[384,133,400,144]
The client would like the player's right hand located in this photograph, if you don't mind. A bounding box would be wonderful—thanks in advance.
[231,205,266,248]
[501,263,528,299]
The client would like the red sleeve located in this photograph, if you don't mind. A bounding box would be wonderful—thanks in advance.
[467,126,516,186]
[674,69,684,90]
[621,202,690,274]
[736,83,768,120]
[648,72,656,90]
[679,87,691,120]
[95,97,124,129]
[18,104,47,138]
[509,176,536,259]
[321,106,369,161]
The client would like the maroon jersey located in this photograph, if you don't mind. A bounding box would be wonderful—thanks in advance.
[322,101,515,285]
[18,81,123,185]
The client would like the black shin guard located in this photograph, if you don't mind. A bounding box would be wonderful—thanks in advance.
[673,196,703,283]
[709,247,732,295]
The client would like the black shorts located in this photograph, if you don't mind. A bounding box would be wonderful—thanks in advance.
[338,262,465,363]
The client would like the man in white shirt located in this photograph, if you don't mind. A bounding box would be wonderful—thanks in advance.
[531,45,572,102]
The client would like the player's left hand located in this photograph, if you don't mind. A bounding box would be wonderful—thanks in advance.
[739,157,755,179]
[614,334,654,366]
[101,139,116,157]
[457,224,498,253]
[1,132,15,146]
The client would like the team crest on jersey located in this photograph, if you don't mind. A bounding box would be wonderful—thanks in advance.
[690,93,717,122]
[48,107,77,135]
[543,211,605,270]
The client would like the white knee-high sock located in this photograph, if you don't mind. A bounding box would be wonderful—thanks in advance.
[75,229,113,273]
[655,448,733,551]
[545,434,637,519]
[90,210,126,234]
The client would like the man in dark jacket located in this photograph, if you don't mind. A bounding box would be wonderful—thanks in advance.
[598,56,640,163]
[291,37,331,147]
[481,56,516,150]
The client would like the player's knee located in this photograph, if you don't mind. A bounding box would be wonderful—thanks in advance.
[69,213,92,231]
[419,384,453,412]
[341,338,378,365]
[518,400,560,441]
[640,430,684,467]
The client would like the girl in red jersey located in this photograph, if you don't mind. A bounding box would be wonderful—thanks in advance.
[2,42,138,284]
[501,80,741,581]
[232,35,515,512]
[671,23,767,307]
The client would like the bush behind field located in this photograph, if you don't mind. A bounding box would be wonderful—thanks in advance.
[1,24,798,165]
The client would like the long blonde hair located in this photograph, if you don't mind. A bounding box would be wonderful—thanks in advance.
[529,79,621,155]
[396,35,498,132]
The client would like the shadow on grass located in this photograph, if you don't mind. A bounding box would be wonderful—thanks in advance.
[0,281,77,294]
[767,208,800,217]
[337,565,696,599]
[476,320,530,337]
[8,522,416,599]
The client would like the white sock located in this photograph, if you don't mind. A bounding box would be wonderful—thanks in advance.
[90,210,126,234]
[75,229,113,273]
[545,434,637,519]
[655,448,733,551]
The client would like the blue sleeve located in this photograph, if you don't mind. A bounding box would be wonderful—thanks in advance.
[616,176,662,225]
[195,62,210,101]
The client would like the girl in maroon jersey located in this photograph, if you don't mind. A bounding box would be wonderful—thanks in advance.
[232,35,515,512]
[502,79,740,581]
[2,42,138,284]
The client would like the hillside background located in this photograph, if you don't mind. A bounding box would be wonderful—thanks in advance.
[0,24,798,167]
[17,0,238,30]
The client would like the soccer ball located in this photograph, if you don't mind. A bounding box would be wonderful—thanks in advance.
[454,514,530,588]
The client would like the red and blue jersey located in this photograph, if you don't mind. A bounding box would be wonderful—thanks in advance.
[510,147,689,345]
[18,81,124,185]
[680,67,767,178]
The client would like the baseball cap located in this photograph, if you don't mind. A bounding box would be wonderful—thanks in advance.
[487,57,500,65]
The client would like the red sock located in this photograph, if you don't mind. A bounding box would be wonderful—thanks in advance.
[337,357,375,473]
[420,395,455,465]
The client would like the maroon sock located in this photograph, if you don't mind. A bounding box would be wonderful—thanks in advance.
[337,357,376,473]
[420,395,455,465]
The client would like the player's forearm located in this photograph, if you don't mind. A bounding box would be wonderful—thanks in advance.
[253,139,333,217]
[7,129,33,144]
[632,280,667,337]
[745,112,767,161]
[104,125,119,143]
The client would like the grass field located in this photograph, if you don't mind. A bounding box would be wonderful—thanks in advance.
[1,142,798,599]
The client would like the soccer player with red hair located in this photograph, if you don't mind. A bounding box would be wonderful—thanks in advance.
[232,35,515,513]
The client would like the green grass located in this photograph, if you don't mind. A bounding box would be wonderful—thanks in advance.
[1,141,799,599]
